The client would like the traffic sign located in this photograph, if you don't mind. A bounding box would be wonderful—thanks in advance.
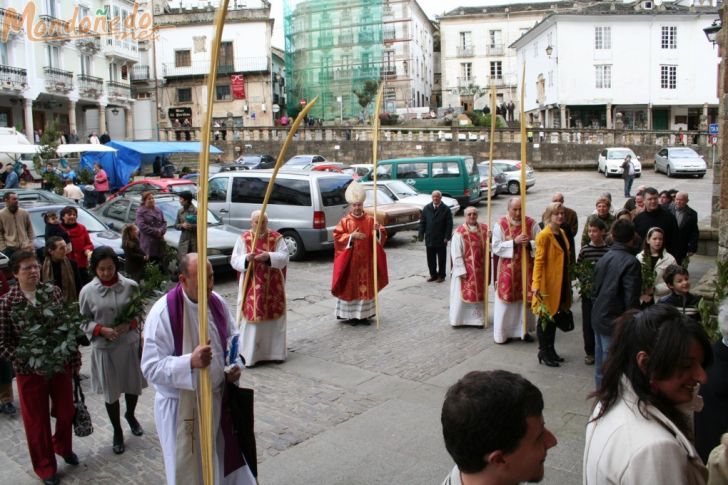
[709,123,719,135]
[712,136,718,145]
[272,104,280,113]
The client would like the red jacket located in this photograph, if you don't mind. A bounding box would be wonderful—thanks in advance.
[63,223,94,269]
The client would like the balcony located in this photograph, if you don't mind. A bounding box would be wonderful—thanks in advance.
[458,76,476,88]
[338,34,354,46]
[487,44,505,56]
[0,65,27,91]
[77,74,103,98]
[382,66,397,77]
[486,76,505,87]
[162,57,268,78]
[384,28,396,42]
[457,45,474,57]
[38,15,71,44]
[75,30,101,55]
[107,80,131,100]
[130,65,150,82]
[317,35,334,49]
[0,8,23,39]
[43,66,73,94]
[104,37,140,63]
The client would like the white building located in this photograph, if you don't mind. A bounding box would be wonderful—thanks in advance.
[439,2,565,114]
[0,0,139,142]
[510,1,720,130]
[153,0,274,132]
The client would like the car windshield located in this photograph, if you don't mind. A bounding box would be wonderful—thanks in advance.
[29,207,108,235]
[386,181,419,197]
[285,157,312,168]
[155,199,222,227]
[671,148,700,157]
[168,183,198,196]
[364,189,395,206]
[608,150,633,159]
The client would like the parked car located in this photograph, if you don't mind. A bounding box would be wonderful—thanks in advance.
[348,163,373,180]
[235,154,276,170]
[597,148,642,178]
[360,180,460,216]
[108,178,198,201]
[206,169,352,260]
[22,202,125,262]
[310,163,346,174]
[654,147,707,178]
[477,162,509,195]
[362,188,421,238]
[479,160,535,195]
[0,188,75,204]
[283,154,328,170]
[92,194,240,270]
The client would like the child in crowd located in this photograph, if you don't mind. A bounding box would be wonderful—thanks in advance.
[577,218,609,366]
[121,224,147,282]
[43,210,71,252]
[658,264,702,321]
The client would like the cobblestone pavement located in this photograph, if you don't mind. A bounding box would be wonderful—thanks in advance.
[0,169,714,484]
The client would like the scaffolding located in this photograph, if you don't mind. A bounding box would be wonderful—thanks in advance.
[284,0,384,121]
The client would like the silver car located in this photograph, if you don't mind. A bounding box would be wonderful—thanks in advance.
[479,160,535,195]
[92,194,241,270]
[360,180,460,216]
[654,147,707,178]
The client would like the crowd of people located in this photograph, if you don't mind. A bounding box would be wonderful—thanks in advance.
[0,171,726,484]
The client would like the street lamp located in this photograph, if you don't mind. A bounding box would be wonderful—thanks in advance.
[704,19,721,45]
[545,45,553,58]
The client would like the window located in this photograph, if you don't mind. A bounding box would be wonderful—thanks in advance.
[489,30,502,49]
[595,65,611,89]
[459,31,471,48]
[490,61,502,79]
[595,26,611,50]
[216,85,231,101]
[208,177,228,202]
[80,55,91,76]
[47,45,60,68]
[461,62,472,81]
[104,200,130,222]
[219,42,234,70]
[395,163,428,179]
[376,163,393,180]
[432,162,461,178]
[661,26,677,49]
[177,87,192,103]
[231,177,311,206]
[660,65,677,89]
[319,177,351,207]
[175,50,191,68]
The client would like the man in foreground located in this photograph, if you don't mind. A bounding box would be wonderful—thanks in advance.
[141,253,256,484]
[441,370,558,485]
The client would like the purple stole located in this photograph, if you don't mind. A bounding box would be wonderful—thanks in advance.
[165,283,246,476]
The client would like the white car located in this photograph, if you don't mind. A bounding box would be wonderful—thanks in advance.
[654,147,707,178]
[597,148,642,178]
[360,180,460,216]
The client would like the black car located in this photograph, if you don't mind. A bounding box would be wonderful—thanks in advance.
[235,154,276,170]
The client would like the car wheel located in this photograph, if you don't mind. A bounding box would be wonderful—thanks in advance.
[666,165,672,178]
[507,181,520,195]
[387,231,397,240]
[654,161,660,173]
[281,230,306,261]
[597,162,601,173]
[604,167,609,178]
[697,173,705,179]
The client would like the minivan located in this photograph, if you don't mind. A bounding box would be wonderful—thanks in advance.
[207,170,352,260]
[367,156,482,209]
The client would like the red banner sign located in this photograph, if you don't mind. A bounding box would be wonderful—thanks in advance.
[231,74,245,99]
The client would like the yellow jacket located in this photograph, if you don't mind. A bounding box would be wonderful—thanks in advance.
[531,226,571,316]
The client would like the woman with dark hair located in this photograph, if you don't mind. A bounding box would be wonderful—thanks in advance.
[79,247,145,455]
[135,191,167,269]
[636,226,677,306]
[584,304,713,484]
[60,205,93,284]
[531,202,571,368]
[41,236,82,302]
[121,224,146,282]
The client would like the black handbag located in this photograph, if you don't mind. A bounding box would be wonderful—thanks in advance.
[225,383,257,477]
[72,374,93,437]
[553,309,575,332]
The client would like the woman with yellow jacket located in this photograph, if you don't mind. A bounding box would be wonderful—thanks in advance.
[532,202,572,367]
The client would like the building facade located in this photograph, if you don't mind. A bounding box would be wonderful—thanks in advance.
[283,0,434,121]
[153,0,274,134]
[511,1,720,130]
[0,0,139,142]
[439,2,564,114]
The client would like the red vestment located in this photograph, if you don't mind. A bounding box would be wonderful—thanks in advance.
[241,230,286,322]
[331,213,388,301]
[456,223,489,303]
[496,216,535,303]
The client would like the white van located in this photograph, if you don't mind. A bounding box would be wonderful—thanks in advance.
[207,169,352,260]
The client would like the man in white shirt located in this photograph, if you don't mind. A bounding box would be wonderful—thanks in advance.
[62,179,84,204]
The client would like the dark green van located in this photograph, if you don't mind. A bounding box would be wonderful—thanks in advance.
[369,156,482,209]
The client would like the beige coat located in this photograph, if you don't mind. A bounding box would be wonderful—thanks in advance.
[0,207,34,251]
[637,250,678,298]
[584,377,708,485]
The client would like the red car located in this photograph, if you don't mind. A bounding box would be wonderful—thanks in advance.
[108,178,198,201]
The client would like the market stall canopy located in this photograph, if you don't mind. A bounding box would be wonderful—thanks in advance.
[56,144,117,154]
[0,144,41,154]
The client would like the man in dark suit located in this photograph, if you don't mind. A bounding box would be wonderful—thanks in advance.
[418,191,453,283]
[670,191,699,265]
[633,187,679,256]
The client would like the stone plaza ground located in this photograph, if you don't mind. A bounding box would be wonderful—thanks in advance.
[0,168,716,484]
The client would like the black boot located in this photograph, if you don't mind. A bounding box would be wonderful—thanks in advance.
[537,350,560,367]
[124,394,143,436]
[550,347,565,363]
[105,401,125,454]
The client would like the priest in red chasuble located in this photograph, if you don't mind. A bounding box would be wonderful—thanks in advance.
[231,210,289,366]
[449,206,489,327]
[331,182,388,325]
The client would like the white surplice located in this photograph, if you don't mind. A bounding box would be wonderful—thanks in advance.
[491,220,539,343]
[449,228,487,327]
[230,234,289,366]
[141,290,256,485]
